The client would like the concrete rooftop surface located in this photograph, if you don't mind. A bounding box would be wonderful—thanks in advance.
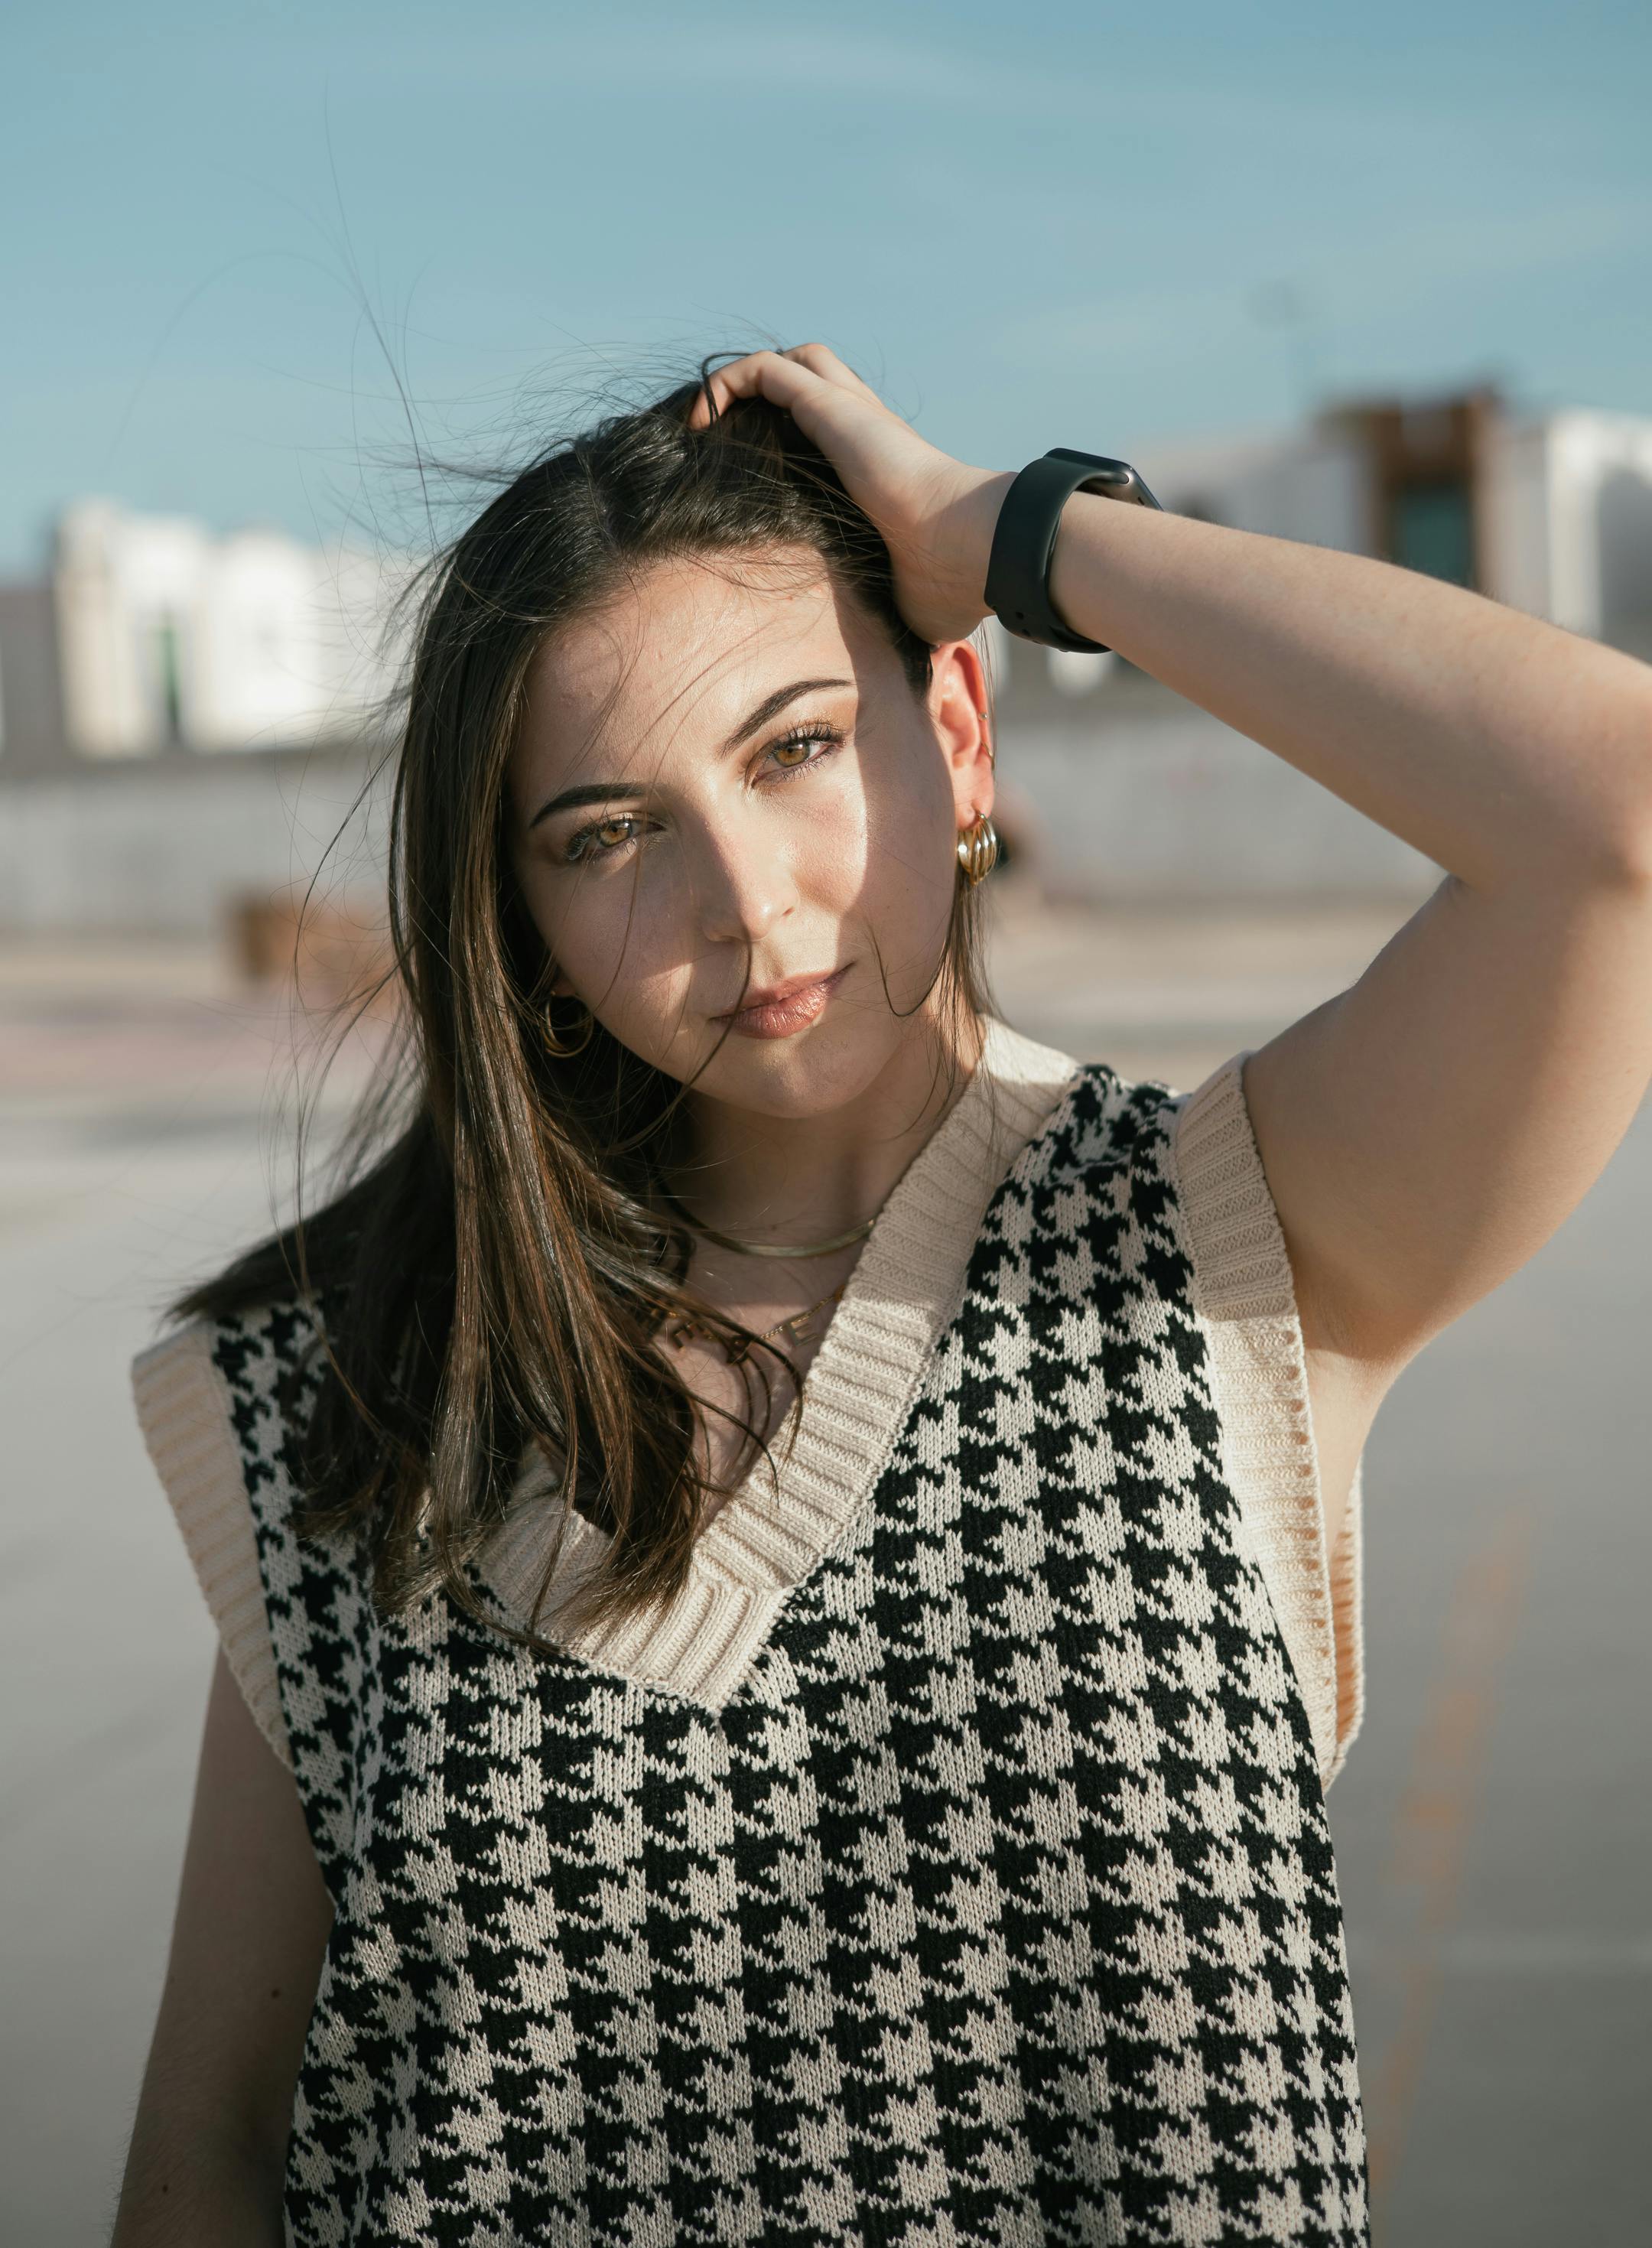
[2,894,1648,2245]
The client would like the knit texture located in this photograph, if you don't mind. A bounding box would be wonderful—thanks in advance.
[132,1030,1365,1797]
[133,1030,1368,2244]
[1168,1054,1365,1786]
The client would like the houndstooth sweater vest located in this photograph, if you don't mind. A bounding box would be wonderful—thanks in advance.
[134,1025,1369,2245]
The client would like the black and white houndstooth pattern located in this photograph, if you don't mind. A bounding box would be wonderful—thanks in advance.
[215,1062,1368,2246]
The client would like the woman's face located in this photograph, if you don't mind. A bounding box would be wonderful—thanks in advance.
[505,546,993,1121]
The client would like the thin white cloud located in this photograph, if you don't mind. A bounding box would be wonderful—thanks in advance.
[990,195,1650,376]
[356,18,1592,162]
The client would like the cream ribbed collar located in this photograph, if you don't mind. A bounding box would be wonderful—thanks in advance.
[475,1019,1081,1706]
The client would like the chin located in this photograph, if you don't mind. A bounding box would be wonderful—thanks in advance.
[696,1013,911,1121]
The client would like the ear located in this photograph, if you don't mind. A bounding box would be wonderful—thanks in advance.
[927,637,995,834]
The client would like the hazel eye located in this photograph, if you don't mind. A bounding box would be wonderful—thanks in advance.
[765,722,841,777]
[565,814,643,865]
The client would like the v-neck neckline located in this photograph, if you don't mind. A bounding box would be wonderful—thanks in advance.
[472,1020,1081,1705]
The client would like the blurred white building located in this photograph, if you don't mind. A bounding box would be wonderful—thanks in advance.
[49,503,411,756]
[1485,414,1652,657]
[1130,392,1652,657]
[2,387,1650,932]
[974,391,1652,900]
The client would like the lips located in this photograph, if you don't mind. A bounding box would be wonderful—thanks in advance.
[715,965,848,1041]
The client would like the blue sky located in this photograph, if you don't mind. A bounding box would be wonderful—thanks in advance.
[3,0,1649,569]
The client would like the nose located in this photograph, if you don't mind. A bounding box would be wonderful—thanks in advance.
[692,820,798,950]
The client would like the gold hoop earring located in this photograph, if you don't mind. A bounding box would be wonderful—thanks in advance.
[956,812,1000,888]
[540,998,594,1058]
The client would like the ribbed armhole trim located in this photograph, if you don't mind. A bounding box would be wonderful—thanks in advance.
[1171,1050,1365,1790]
[1328,1454,1365,1788]
[131,1320,294,1774]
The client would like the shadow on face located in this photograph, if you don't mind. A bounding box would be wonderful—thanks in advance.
[505,544,993,1123]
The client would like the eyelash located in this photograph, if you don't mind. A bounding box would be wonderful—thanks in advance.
[559,721,843,864]
[764,719,842,778]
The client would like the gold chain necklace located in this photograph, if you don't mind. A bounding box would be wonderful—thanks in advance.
[665,1280,846,1365]
[660,1183,876,1261]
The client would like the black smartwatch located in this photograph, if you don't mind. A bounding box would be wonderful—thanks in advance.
[984,447,1161,653]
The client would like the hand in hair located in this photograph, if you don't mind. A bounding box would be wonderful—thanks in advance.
[689,343,1013,646]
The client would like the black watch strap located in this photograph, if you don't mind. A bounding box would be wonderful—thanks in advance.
[983,447,1161,653]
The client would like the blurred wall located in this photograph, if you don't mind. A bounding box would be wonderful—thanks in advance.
[1002,705,1439,905]
[5,392,1650,937]
[0,584,67,773]
[0,697,1439,939]
[0,747,389,939]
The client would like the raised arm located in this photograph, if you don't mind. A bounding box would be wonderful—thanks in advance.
[1042,490,1652,1558]
[691,345,1652,1552]
[1041,493,1650,1273]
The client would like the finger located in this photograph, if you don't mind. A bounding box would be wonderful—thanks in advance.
[688,349,829,431]
[692,350,812,423]
[782,343,884,406]
[685,352,750,428]
[688,344,888,431]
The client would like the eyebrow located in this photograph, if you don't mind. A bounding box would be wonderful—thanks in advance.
[525,675,852,831]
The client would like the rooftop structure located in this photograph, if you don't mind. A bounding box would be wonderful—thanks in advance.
[2,388,1649,929]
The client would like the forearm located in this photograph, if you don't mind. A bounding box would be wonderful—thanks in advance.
[110,2112,284,2247]
[1030,487,1652,895]
[686,346,1652,893]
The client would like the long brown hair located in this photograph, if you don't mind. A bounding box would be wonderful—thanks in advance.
[173,363,992,1652]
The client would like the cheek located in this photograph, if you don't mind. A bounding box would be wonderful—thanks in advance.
[524,864,689,1030]
[785,739,954,905]
[787,769,872,905]
[847,745,958,945]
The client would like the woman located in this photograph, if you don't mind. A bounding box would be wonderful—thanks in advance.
[115,346,1652,2246]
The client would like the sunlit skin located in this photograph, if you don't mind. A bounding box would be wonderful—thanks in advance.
[502,327,1652,1546]
[668,342,1652,1564]
[505,545,995,1492]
